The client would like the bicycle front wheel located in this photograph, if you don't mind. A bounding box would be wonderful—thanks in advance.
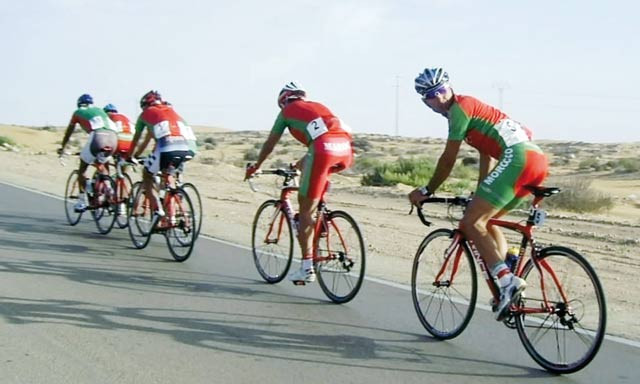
[64,170,83,226]
[315,210,366,304]
[516,246,606,374]
[115,173,133,229]
[165,188,197,262]
[91,175,116,235]
[411,228,477,339]
[251,200,293,283]
[181,182,202,238]
[127,183,155,249]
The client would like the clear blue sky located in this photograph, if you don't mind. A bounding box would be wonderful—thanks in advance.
[1,0,638,142]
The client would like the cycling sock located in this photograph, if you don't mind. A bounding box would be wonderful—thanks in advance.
[302,258,313,270]
[491,262,512,288]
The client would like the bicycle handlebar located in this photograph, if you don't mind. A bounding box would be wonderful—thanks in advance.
[246,164,300,193]
[410,196,471,227]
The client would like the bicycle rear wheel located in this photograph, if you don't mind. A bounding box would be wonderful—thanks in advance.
[91,175,117,235]
[165,188,197,262]
[115,173,133,229]
[64,170,83,226]
[411,228,477,339]
[181,182,202,238]
[315,210,366,304]
[128,183,155,249]
[515,246,606,374]
[251,200,293,283]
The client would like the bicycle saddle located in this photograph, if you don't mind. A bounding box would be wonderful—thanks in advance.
[525,185,561,197]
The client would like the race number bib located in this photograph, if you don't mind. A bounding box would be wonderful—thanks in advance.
[89,116,106,130]
[306,117,328,140]
[178,121,196,141]
[495,119,529,147]
[152,120,171,139]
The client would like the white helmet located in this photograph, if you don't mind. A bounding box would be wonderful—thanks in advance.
[277,81,306,108]
[414,68,450,97]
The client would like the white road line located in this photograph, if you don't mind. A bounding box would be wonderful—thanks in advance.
[3,179,640,349]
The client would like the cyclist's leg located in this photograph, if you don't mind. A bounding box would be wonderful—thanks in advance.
[78,131,98,194]
[144,146,162,214]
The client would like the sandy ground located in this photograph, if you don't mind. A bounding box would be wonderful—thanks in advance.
[1,124,639,342]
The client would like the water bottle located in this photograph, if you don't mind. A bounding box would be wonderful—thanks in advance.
[505,246,519,272]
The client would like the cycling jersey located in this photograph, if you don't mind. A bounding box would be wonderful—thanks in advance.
[134,104,196,153]
[107,112,134,154]
[271,100,352,146]
[67,106,116,134]
[448,95,533,159]
[271,100,354,199]
[446,94,547,210]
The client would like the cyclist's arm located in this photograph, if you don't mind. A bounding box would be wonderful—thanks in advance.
[478,153,494,188]
[133,130,153,158]
[255,131,282,169]
[60,115,78,149]
[427,139,462,193]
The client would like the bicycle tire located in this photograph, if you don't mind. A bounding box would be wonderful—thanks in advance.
[91,174,117,235]
[411,228,477,339]
[115,173,134,229]
[180,182,202,238]
[128,182,155,249]
[251,200,293,283]
[515,246,607,374]
[165,188,197,262]
[315,210,366,304]
[64,170,83,226]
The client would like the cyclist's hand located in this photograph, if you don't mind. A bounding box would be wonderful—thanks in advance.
[245,163,259,180]
[408,187,430,207]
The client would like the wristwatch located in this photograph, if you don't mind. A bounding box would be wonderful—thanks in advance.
[419,185,432,196]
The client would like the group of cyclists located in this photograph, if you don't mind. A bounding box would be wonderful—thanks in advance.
[59,67,549,322]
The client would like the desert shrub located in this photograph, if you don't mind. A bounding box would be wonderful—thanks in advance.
[204,143,216,150]
[203,136,217,146]
[253,142,263,149]
[451,163,476,180]
[578,158,602,171]
[352,137,373,153]
[243,148,259,161]
[614,158,640,173]
[361,157,435,187]
[0,136,15,146]
[199,157,216,165]
[461,156,478,166]
[543,177,613,213]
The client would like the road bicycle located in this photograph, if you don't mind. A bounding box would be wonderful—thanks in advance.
[247,166,366,303]
[127,157,198,261]
[112,153,136,229]
[62,150,118,234]
[410,185,606,373]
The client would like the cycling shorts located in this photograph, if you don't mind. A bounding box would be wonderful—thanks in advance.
[475,142,548,211]
[80,129,117,164]
[299,134,354,199]
[145,147,194,175]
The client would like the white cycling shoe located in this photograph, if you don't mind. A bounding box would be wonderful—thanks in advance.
[74,195,88,212]
[288,267,316,286]
[495,276,527,321]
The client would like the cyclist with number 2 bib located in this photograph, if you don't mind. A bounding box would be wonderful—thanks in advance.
[245,82,355,285]
[407,68,548,321]
[127,90,196,218]
[58,94,118,212]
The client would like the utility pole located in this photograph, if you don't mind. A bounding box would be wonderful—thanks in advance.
[492,81,510,110]
[394,75,400,136]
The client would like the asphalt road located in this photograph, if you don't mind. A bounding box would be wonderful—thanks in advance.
[0,182,638,383]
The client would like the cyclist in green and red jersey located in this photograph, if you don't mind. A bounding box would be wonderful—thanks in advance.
[127,90,196,217]
[103,103,134,156]
[59,94,118,212]
[408,68,548,321]
[245,82,355,284]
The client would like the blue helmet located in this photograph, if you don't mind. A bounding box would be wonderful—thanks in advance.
[103,103,118,113]
[414,68,450,97]
[77,93,94,107]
